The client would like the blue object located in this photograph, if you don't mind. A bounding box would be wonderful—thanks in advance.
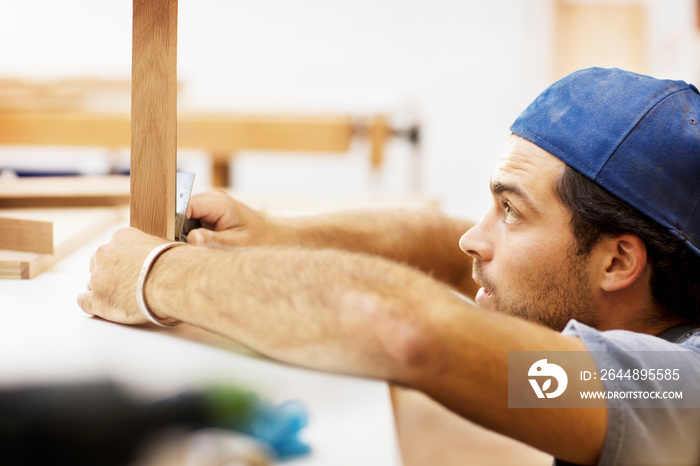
[510,67,700,256]
[245,397,311,459]
[202,386,311,460]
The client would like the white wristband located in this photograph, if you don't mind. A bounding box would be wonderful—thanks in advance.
[136,241,186,327]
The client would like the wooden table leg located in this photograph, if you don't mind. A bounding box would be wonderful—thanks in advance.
[130,0,178,240]
[211,154,232,188]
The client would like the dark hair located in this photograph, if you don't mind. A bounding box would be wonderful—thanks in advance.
[556,164,700,324]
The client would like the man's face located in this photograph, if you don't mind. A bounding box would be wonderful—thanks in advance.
[460,135,599,331]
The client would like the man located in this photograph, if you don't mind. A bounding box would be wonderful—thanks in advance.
[78,67,700,465]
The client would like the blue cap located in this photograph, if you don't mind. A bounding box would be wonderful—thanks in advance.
[510,67,700,256]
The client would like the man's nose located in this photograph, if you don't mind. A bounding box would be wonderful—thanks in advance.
[459,218,493,261]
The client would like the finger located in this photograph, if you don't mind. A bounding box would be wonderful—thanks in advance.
[189,191,239,229]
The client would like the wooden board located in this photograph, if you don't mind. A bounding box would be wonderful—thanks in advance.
[0,207,125,279]
[0,175,130,208]
[0,216,53,254]
[177,114,353,153]
[0,111,353,153]
[130,0,178,239]
[0,111,130,146]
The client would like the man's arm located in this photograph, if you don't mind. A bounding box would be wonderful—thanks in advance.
[78,228,605,464]
[185,191,477,297]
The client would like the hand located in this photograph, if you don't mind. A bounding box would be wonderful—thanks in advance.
[185,191,285,248]
[77,227,168,325]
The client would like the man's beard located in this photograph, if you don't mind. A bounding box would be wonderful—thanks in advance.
[472,253,599,332]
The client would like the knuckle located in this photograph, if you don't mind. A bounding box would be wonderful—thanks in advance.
[213,190,229,200]
[95,243,110,260]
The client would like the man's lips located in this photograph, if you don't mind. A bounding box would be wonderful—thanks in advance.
[472,266,494,306]
[475,286,492,305]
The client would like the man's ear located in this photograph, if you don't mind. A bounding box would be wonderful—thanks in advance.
[597,234,648,292]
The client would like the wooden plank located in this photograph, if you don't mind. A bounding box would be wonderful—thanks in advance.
[177,114,353,153]
[0,112,353,153]
[130,0,178,240]
[0,216,53,254]
[0,207,125,279]
[0,175,130,208]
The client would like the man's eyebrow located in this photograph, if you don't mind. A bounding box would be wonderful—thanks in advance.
[489,179,541,214]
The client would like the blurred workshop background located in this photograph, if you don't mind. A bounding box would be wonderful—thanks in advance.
[0,0,698,221]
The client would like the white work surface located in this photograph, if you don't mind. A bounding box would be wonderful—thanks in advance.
[0,224,402,465]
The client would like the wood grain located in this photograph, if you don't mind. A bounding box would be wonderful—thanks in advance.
[130,0,178,240]
[0,216,53,254]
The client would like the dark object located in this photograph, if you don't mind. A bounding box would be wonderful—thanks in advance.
[0,381,203,466]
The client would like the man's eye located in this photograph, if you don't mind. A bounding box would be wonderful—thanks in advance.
[501,201,520,223]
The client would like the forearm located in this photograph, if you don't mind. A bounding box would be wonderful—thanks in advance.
[278,209,477,296]
[144,243,448,380]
